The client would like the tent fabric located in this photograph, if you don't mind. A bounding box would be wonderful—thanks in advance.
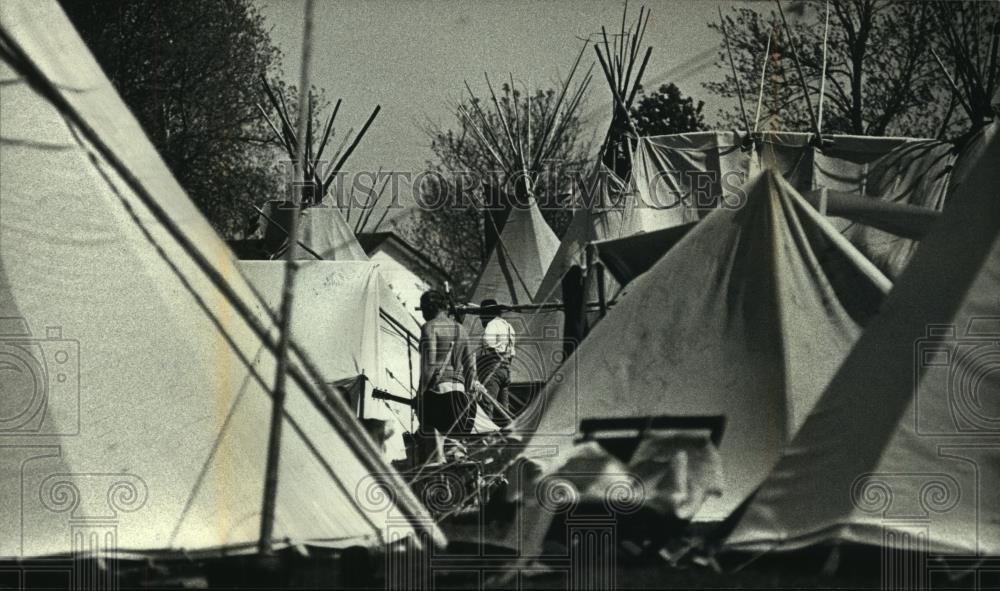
[633,132,955,279]
[467,198,564,384]
[534,166,628,305]
[726,125,1000,555]
[258,200,369,262]
[238,261,420,461]
[509,170,891,527]
[241,205,424,332]
[0,0,442,559]
[471,198,559,306]
[534,164,693,306]
[593,222,697,286]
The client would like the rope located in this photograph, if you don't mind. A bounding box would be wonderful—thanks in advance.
[0,24,439,547]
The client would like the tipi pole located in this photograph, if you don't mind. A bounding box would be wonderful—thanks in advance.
[930,47,975,121]
[775,0,819,134]
[259,0,315,555]
[754,32,772,132]
[817,0,830,134]
[719,7,752,132]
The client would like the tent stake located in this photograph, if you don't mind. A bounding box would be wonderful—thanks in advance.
[259,0,315,556]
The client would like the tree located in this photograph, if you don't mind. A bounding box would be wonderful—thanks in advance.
[630,83,707,136]
[706,1,949,137]
[407,82,596,298]
[928,2,1000,133]
[60,0,288,236]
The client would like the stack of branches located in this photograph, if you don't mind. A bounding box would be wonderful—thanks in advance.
[258,77,391,234]
[595,1,653,178]
[929,1,1000,134]
[458,44,595,207]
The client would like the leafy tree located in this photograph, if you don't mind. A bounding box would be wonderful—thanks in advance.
[60,0,289,236]
[406,83,596,298]
[630,83,707,136]
[927,2,1000,133]
[705,1,949,137]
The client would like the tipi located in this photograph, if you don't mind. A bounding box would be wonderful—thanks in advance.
[458,49,592,385]
[511,169,891,523]
[726,124,1000,555]
[0,0,441,558]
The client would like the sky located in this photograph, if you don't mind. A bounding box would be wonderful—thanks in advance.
[254,0,746,219]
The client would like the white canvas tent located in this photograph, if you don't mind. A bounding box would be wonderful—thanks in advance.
[239,261,421,461]
[256,199,369,262]
[467,199,564,385]
[726,124,1000,555]
[0,0,442,558]
[533,164,689,306]
[633,131,955,279]
[471,198,560,307]
[509,169,891,527]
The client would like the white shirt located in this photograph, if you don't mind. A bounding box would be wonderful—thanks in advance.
[482,317,516,357]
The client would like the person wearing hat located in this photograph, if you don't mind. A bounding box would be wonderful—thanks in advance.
[416,290,477,463]
[477,298,516,426]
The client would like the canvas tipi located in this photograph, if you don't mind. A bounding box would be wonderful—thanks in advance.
[0,0,441,558]
[726,124,1000,555]
[458,51,593,386]
[511,168,891,525]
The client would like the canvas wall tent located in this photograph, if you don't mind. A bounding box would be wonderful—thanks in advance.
[726,124,1000,555]
[509,169,891,526]
[238,261,421,461]
[0,0,442,558]
[633,131,956,279]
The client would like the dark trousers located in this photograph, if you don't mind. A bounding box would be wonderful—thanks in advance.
[418,390,476,436]
[477,350,512,426]
[415,390,476,464]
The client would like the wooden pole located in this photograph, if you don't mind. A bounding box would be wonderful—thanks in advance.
[775,0,819,134]
[259,0,314,556]
[817,0,830,135]
[323,105,381,194]
[930,47,975,120]
[596,262,608,318]
[720,7,752,132]
[754,32,772,132]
